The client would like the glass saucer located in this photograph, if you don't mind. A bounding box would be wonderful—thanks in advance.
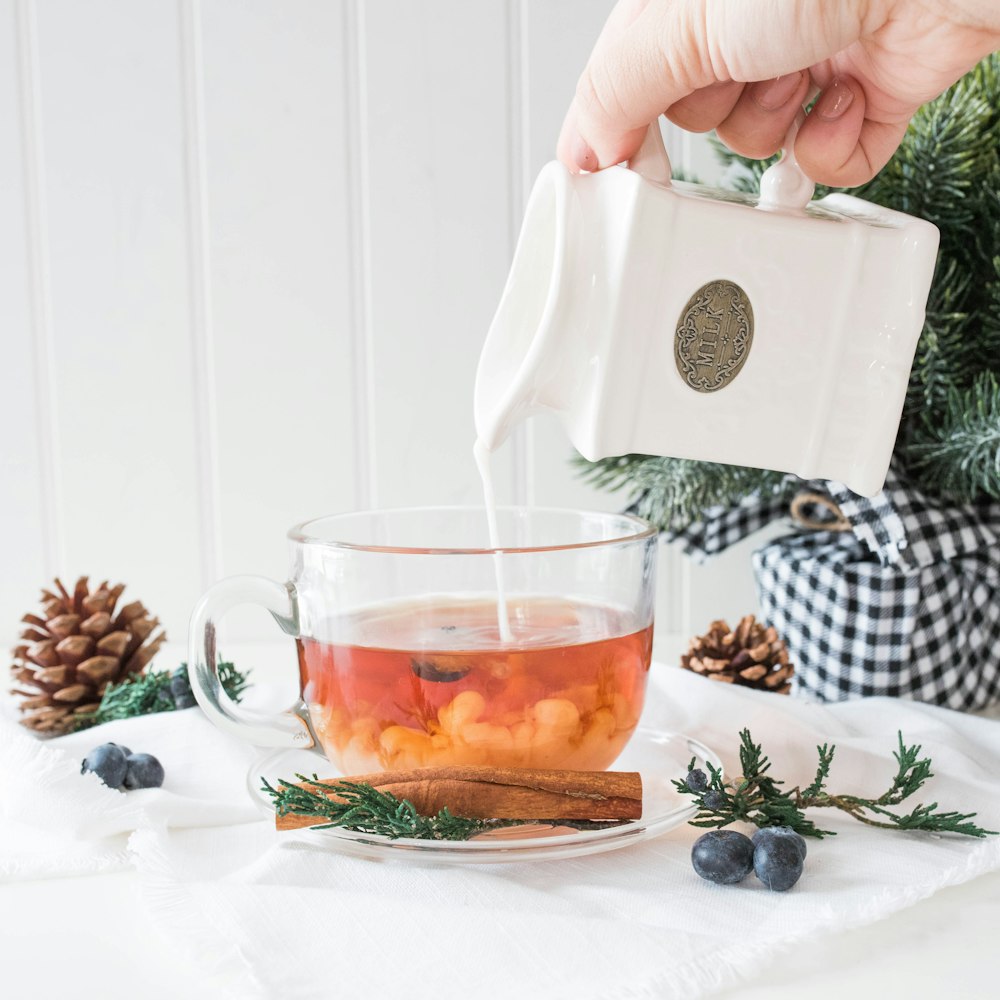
[247,727,720,864]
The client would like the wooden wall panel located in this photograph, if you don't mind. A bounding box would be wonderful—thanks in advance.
[197,0,358,637]
[0,0,51,635]
[28,0,202,639]
[362,0,517,511]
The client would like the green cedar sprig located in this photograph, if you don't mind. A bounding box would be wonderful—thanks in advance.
[261,774,512,841]
[72,661,249,730]
[675,729,996,839]
[572,453,796,533]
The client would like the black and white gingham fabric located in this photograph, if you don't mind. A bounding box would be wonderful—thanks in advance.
[662,482,798,559]
[665,467,1000,711]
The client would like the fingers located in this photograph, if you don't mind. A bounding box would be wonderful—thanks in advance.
[714,71,812,158]
[556,0,655,171]
[665,81,745,133]
[558,0,718,171]
[795,77,910,187]
[558,0,874,172]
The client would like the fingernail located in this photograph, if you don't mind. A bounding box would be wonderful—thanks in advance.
[816,78,855,121]
[569,131,598,173]
[751,72,804,112]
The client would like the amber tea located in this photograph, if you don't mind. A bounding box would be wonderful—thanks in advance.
[297,595,652,774]
[191,508,656,768]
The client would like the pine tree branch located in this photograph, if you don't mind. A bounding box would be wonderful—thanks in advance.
[905,372,1000,501]
[572,453,794,532]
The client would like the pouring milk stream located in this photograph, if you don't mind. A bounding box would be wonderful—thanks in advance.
[473,119,938,638]
[473,437,513,642]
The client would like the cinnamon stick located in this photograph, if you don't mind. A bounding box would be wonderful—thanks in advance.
[275,765,642,831]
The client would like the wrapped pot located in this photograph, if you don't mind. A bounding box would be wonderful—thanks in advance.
[669,469,1000,711]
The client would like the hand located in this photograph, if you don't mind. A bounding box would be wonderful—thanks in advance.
[558,0,1000,186]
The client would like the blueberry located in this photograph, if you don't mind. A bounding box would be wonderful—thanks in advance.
[702,790,725,811]
[691,830,755,885]
[81,743,127,789]
[170,668,193,699]
[753,835,805,891]
[170,668,197,709]
[753,825,807,860]
[685,768,708,793]
[123,753,165,790]
[410,658,471,683]
[108,742,133,758]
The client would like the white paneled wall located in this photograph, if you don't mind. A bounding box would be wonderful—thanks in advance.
[1,0,765,652]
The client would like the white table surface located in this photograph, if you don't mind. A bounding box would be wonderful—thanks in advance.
[3,640,999,999]
[4,865,999,999]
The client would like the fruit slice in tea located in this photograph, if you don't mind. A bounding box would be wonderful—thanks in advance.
[297,595,652,773]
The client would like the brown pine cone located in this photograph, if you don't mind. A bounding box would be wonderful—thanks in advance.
[9,577,166,735]
[680,615,794,694]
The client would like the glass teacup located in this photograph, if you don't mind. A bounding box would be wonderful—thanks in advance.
[189,507,657,773]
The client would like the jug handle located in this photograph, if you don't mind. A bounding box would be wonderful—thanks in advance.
[628,121,673,186]
[758,94,819,211]
[629,102,817,207]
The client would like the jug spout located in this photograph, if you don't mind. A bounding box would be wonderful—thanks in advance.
[475,162,574,452]
[477,116,939,499]
[476,159,646,458]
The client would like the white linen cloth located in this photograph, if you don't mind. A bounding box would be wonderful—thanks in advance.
[3,666,1000,999]
[0,706,262,880]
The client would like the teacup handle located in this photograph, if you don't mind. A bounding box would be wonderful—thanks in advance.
[188,575,318,750]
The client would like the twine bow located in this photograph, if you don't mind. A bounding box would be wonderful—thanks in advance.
[789,492,852,533]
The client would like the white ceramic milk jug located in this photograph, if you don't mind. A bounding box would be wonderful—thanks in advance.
[474,119,939,498]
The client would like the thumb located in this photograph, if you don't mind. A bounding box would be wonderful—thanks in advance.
[558,0,872,171]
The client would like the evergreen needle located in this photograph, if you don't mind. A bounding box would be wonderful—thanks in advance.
[261,775,515,841]
[675,729,997,838]
[72,660,249,730]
